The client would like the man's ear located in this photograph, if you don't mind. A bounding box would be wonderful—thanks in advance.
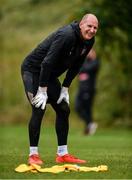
[79,21,82,28]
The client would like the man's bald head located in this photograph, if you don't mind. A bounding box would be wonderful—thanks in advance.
[81,13,98,25]
[79,13,99,40]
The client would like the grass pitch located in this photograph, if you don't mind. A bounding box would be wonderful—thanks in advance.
[0,124,132,179]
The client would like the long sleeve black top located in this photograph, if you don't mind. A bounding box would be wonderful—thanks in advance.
[21,22,95,87]
[78,58,100,92]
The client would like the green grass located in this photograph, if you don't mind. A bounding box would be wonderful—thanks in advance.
[0,124,132,179]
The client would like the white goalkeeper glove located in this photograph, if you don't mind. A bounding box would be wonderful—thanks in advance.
[32,87,48,110]
[57,87,69,104]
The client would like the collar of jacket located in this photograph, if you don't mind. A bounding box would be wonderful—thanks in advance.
[70,21,95,46]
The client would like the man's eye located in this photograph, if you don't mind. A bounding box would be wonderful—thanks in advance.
[87,25,92,28]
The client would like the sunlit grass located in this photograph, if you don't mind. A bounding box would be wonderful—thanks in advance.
[0,125,132,179]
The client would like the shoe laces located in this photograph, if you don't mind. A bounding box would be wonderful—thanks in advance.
[31,154,40,159]
[66,154,78,159]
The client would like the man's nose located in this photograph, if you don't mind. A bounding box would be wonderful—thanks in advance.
[90,27,95,33]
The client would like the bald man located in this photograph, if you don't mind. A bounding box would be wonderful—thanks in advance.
[21,13,99,165]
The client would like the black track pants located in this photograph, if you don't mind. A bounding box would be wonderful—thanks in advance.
[75,91,95,125]
[21,70,70,146]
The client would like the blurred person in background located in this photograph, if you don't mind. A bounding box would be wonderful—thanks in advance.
[75,49,100,135]
[21,14,99,165]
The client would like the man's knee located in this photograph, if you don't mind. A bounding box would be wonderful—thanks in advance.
[59,100,70,116]
[32,106,45,120]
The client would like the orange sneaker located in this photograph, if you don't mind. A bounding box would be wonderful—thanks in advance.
[28,154,43,165]
[56,154,86,164]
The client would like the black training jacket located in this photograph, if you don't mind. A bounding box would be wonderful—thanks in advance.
[21,22,95,87]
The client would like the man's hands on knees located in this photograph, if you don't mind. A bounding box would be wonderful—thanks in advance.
[57,87,69,104]
[32,87,48,110]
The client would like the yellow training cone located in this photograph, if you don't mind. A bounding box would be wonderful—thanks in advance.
[15,164,108,173]
[15,164,34,172]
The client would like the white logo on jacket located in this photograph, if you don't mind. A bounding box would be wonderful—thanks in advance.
[81,47,87,56]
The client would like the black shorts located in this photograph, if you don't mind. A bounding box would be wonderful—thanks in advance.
[21,70,61,104]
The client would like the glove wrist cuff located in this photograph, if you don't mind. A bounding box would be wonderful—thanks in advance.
[62,86,68,92]
[38,86,47,93]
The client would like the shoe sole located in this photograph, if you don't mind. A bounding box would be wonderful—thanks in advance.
[56,159,86,164]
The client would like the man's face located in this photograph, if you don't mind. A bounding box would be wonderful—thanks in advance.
[79,16,98,40]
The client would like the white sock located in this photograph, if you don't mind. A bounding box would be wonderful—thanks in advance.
[29,146,38,156]
[57,145,68,156]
